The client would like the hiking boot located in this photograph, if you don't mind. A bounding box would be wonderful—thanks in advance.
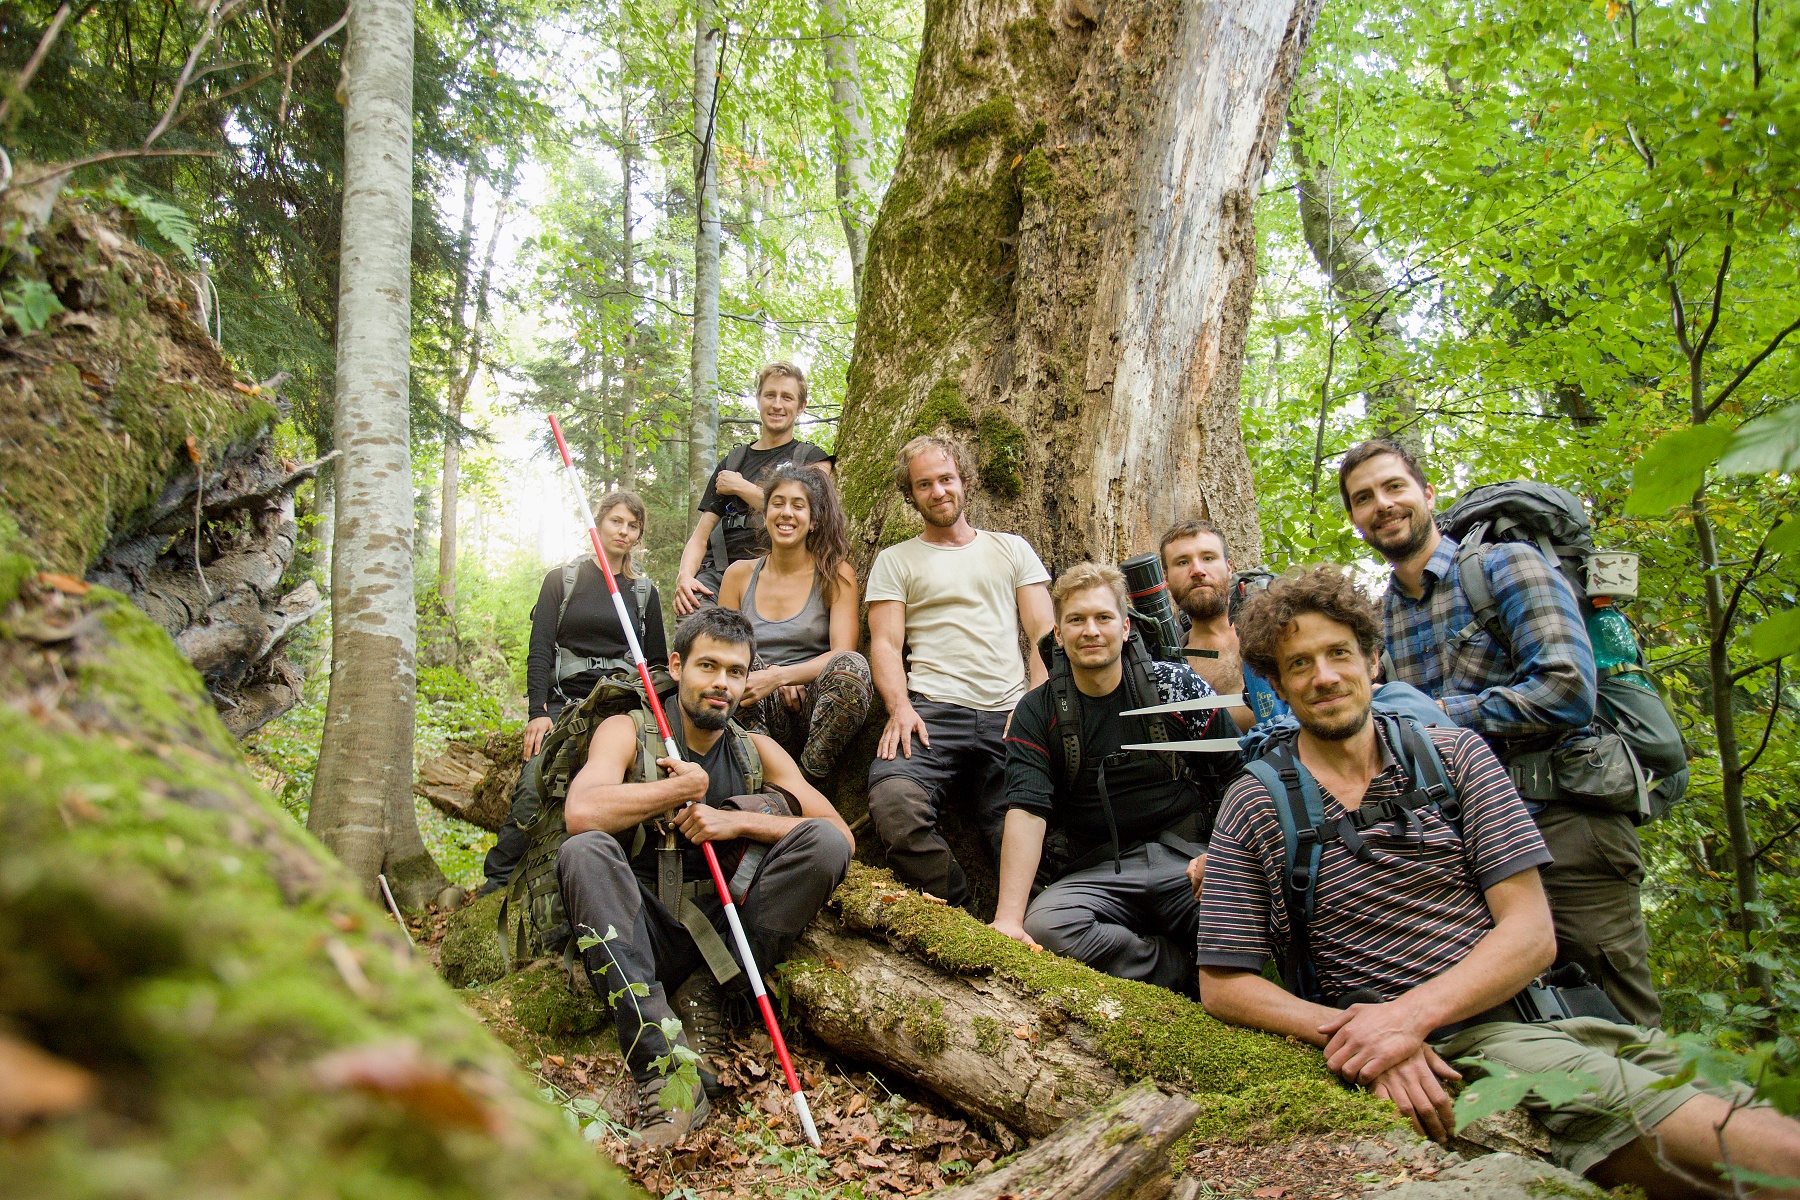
[672,972,750,1099]
[629,1067,711,1148]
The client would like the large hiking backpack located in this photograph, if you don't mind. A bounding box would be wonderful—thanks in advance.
[549,556,654,695]
[1437,481,1689,819]
[1241,690,1458,1003]
[498,667,763,982]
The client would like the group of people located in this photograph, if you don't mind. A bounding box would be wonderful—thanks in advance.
[484,360,1800,1196]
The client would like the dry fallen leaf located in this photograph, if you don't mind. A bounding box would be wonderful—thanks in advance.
[843,1092,867,1117]
[184,435,201,464]
[1251,1188,1289,1199]
[36,572,91,596]
[0,1033,96,1130]
[314,1040,500,1133]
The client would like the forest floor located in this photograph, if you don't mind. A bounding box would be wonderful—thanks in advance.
[400,907,1444,1200]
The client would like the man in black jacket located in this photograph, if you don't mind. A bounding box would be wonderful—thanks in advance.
[991,562,1238,996]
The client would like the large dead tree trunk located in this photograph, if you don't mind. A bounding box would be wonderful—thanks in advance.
[833,0,1321,568]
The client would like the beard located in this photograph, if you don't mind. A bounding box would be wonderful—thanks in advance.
[683,688,737,731]
[1370,508,1435,563]
[1296,694,1372,743]
[916,492,966,529]
[1177,582,1228,623]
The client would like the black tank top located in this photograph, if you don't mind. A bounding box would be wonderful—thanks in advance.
[631,706,750,881]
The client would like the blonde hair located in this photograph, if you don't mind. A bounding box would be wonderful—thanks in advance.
[755,361,808,407]
[1051,562,1128,620]
[893,434,977,503]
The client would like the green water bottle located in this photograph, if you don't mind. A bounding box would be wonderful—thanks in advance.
[1587,598,1657,693]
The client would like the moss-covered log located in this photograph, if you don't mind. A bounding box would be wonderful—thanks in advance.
[1,199,320,734]
[0,569,633,1196]
[781,864,1399,1143]
[936,1080,1198,1200]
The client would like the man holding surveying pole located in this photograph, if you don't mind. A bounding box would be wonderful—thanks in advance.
[538,416,841,1149]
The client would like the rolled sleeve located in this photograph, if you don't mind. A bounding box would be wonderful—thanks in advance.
[1194,777,1280,972]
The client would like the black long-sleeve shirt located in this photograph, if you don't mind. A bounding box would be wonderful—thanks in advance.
[526,559,668,719]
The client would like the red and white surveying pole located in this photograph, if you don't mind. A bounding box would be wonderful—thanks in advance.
[547,415,819,1148]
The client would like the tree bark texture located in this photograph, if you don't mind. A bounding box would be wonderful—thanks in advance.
[620,109,640,486]
[688,0,723,510]
[833,0,1321,569]
[936,1080,1199,1200]
[1286,69,1419,453]
[311,0,447,908]
[821,0,876,300]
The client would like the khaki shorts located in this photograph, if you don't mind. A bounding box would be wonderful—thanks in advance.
[1433,1017,1752,1176]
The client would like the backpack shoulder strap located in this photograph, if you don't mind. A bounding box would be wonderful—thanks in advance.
[557,556,584,634]
[1245,740,1327,1003]
[1050,663,1082,784]
[726,442,750,472]
[629,574,651,636]
[1125,648,1185,780]
[1453,524,1511,659]
[727,719,764,794]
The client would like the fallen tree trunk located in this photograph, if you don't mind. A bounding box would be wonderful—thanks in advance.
[417,727,522,831]
[936,1080,1198,1200]
[1,199,322,736]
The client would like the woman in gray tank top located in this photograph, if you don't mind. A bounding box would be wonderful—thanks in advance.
[716,464,872,781]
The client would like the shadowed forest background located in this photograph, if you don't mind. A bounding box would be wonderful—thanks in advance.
[3,0,1799,1193]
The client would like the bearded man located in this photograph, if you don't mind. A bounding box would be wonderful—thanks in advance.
[556,606,854,1145]
[863,435,1055,909]
[1159,518,1288,731]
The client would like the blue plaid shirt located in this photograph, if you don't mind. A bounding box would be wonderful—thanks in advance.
[1382,534,1596,742]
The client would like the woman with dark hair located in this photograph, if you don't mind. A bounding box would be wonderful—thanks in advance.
[716,463,871,782]
[478,489,666,895]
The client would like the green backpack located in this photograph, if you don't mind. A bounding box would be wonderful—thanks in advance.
[496,667,763,988]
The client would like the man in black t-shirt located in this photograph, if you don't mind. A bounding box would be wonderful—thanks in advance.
[992,563,1237,997]
[674,362,831,615]
[557,608,855,1146]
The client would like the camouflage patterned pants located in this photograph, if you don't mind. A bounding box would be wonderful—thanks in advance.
[743,650,872,780]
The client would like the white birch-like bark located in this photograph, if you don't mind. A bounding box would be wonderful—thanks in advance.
[688,0,722,509]
[820,0,875,300]
[309,0,448,907]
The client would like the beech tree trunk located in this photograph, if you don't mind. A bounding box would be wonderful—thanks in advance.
[688,0,723,510]
[821,0,876,299]
[620,105,640,487]
[833,0,1321,568]
[310,0,449,909]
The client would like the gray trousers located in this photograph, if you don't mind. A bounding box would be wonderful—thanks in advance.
[1535,805,1661,1028]
[557,820,850,1070]
[1023,842,1202,998]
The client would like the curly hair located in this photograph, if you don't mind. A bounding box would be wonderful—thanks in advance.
[1236,566,1383,684]
[893,434,977,503]
[764,462,852,605]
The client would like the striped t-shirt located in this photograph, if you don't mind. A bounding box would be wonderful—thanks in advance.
[1195,722,1551,1001]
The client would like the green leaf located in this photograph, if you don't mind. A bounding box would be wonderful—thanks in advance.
[1625,424,1735,515]
[1452,1064,1600,1131]
[1747,607,1800,663]
[1,280,65,333]
[1766,520,1800,557]
[1719,402,1800,477]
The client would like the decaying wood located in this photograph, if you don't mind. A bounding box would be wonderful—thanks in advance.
[791,913,1126,1139]
[90,449,331,736]
[416,731,521,832]
[936,1080,1198,1200]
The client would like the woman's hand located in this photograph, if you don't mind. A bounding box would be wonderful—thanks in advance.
[740,667,785,705]
[778,684,807,711]
[523,716,554,760]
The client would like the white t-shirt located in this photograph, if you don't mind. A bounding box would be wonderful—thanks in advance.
[864,530,1051,711]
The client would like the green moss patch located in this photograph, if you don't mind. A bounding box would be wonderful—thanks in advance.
[470,962,608,1040]
[932,96,1017,147]
[0,582,629,1198]
[977,409,1027,498]
[830,864,1331,1097]
[440,889,509,989]
[908,378,976,437]
[1180,1078,1403,1149]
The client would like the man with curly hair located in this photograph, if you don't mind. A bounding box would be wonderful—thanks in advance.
[1196,567,1800,1194]
[990,562,1238,996]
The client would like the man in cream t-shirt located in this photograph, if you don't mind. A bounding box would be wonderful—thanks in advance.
[865,435,1054,908]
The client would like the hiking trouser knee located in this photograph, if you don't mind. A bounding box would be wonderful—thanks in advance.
[556,831,676,1068]
[480,755,547,892]
[867,776,968,907]
[745,652,873,781]
[1535,805,1661,1028]
[1022,844,1200,996]
[737,819,853,971]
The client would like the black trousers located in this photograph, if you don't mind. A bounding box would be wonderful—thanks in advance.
[480,697,568,894]
[556,820,850,1070]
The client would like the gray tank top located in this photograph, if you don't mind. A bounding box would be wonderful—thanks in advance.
[743,558,831,666]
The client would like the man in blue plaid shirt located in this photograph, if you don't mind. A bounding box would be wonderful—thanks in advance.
[1338,439,1660,1028]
